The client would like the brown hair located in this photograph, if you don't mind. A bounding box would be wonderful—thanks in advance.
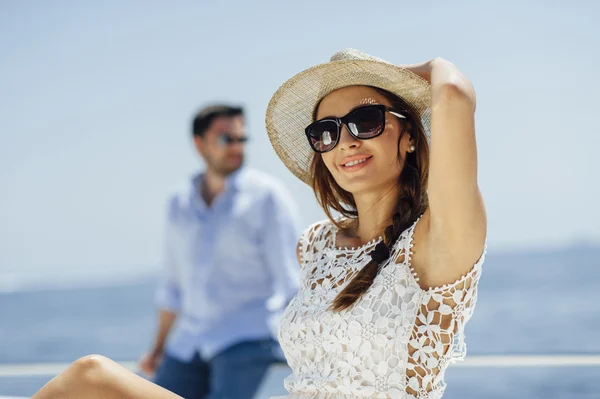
[311,87,430,311]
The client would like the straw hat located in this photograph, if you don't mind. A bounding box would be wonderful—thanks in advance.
[265,48,432,185]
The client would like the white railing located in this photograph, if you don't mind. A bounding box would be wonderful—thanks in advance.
[2,354,600,378]
[3,355,600,399]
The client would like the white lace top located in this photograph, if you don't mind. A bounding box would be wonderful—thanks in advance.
[276,218,485,399]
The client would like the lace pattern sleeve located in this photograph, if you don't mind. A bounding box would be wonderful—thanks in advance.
[392,218,486,395]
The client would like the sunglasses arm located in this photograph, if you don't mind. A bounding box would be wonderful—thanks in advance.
[388,111,406,119]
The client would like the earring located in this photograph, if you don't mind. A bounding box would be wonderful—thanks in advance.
[409,145,416,153]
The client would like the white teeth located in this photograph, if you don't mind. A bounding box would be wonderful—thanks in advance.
[344,158,368,167]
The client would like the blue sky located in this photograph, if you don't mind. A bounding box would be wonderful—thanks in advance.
[1,0,598,279]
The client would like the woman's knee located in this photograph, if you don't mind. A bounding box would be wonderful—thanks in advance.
[32,355,116,399]
[69,354,116,386]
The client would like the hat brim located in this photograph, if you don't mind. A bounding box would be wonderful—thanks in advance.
[266,59,431,185]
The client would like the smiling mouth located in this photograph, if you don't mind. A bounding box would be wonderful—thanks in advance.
[342,156,372,167]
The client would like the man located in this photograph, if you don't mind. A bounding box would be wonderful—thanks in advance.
[139,105,300,399]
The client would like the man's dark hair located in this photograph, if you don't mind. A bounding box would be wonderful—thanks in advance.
[192,105,244,137]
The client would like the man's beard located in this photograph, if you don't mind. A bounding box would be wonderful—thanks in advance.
[211,157,244,177]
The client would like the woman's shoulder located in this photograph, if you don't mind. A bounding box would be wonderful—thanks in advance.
[300,218,334,243]
[296,219,334,267]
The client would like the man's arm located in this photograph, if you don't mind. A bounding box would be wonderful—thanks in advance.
[139,197,181,376]
[139,309,177,376]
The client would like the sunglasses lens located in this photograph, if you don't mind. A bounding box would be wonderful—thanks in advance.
[218,135,248,145]
[307,121,338,152]
[347,106,385,139]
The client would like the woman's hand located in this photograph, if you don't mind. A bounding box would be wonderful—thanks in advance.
[396,59,435,82]
[399,58,476,106]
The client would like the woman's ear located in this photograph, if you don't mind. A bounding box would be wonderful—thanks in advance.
[399,129,416,155]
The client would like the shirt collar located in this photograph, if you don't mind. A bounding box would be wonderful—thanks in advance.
[224,167,245,191]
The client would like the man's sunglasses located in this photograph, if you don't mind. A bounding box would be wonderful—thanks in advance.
[217,134,249,146]
[304,104,406,153]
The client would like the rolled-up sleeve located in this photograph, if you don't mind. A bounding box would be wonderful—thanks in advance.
[155,196,181,312]
[261,185,302,309]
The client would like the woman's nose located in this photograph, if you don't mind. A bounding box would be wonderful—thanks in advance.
[337,124,361,151]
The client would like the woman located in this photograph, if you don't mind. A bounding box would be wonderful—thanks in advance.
[266,48,486,398]
[30,48,486,399]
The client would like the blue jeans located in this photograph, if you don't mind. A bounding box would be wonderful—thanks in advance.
[154,338,284,399]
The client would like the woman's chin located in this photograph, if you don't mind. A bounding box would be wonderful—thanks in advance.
[337,178,378,195]
[337,174,399,197]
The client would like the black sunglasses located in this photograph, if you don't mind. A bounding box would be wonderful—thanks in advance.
[305,104,406,153]
[217,134,249,146]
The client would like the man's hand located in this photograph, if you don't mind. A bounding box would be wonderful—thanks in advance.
[138,350,163,378]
